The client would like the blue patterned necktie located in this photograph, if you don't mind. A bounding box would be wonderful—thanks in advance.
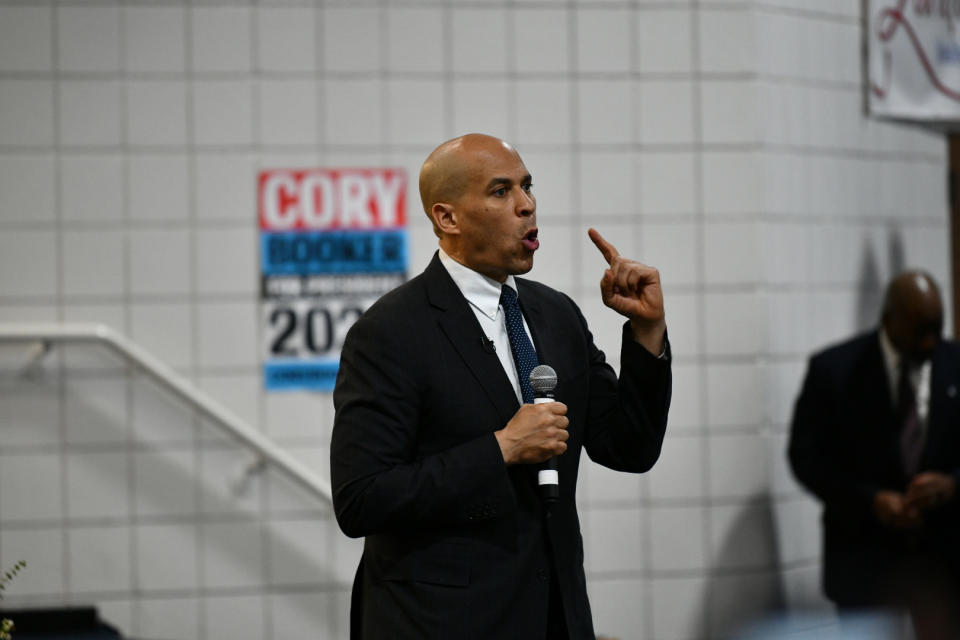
[500,284,539,404]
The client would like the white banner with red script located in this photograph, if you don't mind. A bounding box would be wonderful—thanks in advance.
[869,0,960,119]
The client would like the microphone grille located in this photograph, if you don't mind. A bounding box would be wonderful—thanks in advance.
[529,364,558,395]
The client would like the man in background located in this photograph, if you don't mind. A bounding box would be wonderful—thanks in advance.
[331,133,671,639]
[789,271,960,639]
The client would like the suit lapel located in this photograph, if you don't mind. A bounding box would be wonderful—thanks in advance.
[424,254,520,424]
[860,335,896,430]
[924,343,955,463]
[516,280,558,371]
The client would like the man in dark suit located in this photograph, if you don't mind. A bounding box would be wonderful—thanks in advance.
[330,133,671,639]
[789,271,960,638]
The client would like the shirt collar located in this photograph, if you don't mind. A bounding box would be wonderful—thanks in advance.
[438,248,519,321]
[879,327,900,373]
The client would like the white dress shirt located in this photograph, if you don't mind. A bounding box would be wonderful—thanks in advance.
[879,328,931,428]
[438,248,536,405]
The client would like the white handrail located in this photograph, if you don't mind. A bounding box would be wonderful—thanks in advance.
[0,323,333,506]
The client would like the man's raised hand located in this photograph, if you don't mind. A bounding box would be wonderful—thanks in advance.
[588,228,666,354]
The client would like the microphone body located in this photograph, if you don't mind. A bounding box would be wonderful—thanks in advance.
[530,365,559,504]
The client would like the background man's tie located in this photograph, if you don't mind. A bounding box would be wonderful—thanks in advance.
[898,362,923,476]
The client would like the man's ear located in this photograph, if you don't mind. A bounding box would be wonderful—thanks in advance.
[431,202,459,236]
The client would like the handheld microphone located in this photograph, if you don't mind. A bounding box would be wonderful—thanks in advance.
[530,364,559,504]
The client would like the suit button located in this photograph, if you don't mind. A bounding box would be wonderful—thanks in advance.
[537,569,548,581]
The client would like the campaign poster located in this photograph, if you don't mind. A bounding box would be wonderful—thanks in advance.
[259,168,407,391]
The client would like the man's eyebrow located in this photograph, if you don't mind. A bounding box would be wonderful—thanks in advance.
[485,175,532,189]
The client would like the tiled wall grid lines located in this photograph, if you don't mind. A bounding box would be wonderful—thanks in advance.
[0,1,951,639]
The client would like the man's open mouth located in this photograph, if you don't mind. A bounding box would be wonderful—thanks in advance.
[522,228,539,251]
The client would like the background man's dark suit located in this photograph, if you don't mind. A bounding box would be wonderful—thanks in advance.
[331,254,671,639]
[789,331,960,607]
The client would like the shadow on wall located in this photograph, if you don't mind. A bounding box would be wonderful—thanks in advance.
[702,493,786,639]
[855,227,906,332]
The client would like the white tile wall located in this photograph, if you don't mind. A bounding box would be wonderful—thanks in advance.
[268,518,329,586]
[0,154,56,223]
[579,150,636,217]
[205,594,265,640]
[131,376,195,444]
[699,8,757,74]
[270,592,337,640]
[514,8,569,73]
[136,523,200,591]
[68,526,132,594]
[385,78,446,145]
[0,382,60,447]
[200,446,263,517]
[0,6,52,73]
[193,81,254,147]
[323,8,381,73]
[578,80,634,144]
[66,452,130,520]
[201,521,264,589]
[637,8,693,74]
[648,434,705,501]
[452,79,510,141]
[323,78,383,145]
[62,230,125,298]
[451,8,507,73]
[64,378,129,444]
[0,1,948,638]
[0,452,62,521]
[256,7,316,73]
[0,230,58,298]
[639,80,696,145]
[57,6,120,73]
[137,597,199,640]
[59,81,122,147]
[258,79,318,146]
[60,154,124,223]
[637,152,696,215]
[576,8,632,73]
[651,576,708,640]
[191,7,252,73]
[126,81,188,148]
[123,6,185,73]
[129,229,192,295]
[649,505,706,572]
[195,153,256,221]
[386,8,443,73]
[0,528,66,596]
[133,448,197,518]
[0,80,54,146]
[195,227,258,295]
[515,80,571,145]
[589,577,646,640]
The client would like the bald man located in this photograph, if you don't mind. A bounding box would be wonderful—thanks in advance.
[331,134,672,639]
[789,271,960,638]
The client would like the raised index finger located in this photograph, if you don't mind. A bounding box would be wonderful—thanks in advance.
[588,227,620,265]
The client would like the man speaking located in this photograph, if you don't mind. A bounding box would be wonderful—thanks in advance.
[330,134,672,639]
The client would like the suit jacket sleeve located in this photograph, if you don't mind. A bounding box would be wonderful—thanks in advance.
[330,307,516,539]
[788,353,880,513]
[581,313,672,473]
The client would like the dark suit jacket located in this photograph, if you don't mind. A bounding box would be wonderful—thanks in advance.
[788,331,960,606]
[331,253,671,639]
